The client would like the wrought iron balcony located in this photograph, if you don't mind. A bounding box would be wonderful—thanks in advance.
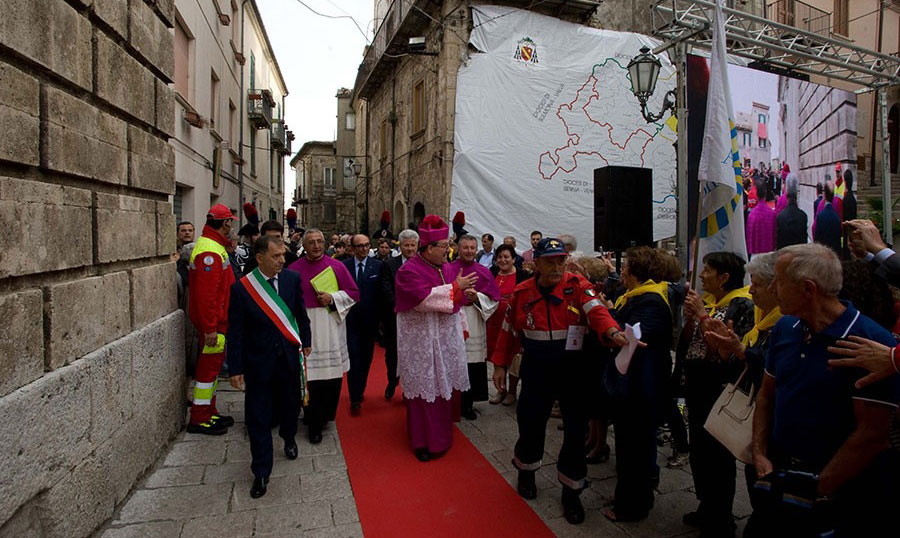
[271,119,286,150]
[766,0,830,36]
[247,89,274,130]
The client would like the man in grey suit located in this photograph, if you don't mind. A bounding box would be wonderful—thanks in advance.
[379,229,419,399]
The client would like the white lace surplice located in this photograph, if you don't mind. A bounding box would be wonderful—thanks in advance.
[305,290,355,381]
[397,283,470,402]
[462,292,499,364]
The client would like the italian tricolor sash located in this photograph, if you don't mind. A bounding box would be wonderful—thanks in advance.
[240,268,308,404]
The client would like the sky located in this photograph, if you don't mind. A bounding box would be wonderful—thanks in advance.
[255,0,375,204]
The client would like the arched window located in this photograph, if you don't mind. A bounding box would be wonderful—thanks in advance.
[413,202,426,228]
[889,105,899,174]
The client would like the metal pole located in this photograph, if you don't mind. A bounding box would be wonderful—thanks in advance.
[674,42,689,278]
[881,89,892,243]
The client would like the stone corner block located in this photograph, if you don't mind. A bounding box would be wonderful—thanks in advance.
[46,272,131,369]
[44,87,127,185]
[93,0,128,39]
[0,290,43,399]
[0,360,93,521]
[95,32,155,125]
[94,193,158,263]
[129,126,174,194]
[86,337,134,444]
[0,177,93,278]
[131,261,177,329]
[155,79,175,138]
[129,0,174,81]
[0,61,39,166]
[0,0,91,90]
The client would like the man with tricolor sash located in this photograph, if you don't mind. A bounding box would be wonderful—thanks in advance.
[187,204,237,435]
[227,235,311,499]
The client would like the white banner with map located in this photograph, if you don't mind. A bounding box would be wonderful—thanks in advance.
[451,6,677,251]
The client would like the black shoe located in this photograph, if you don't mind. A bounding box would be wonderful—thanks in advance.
[585,444,610,464]
[308,430,323,444]
[284,438,298,460]
[562,488,585,525]
[210,414,234,428]
[461,407,477,420]
[250,476,268,498]
[186,421,228,436]
[683,510,703,528]
[515,468,537,500]
[350,402,361,416]
[415,448,432,462]
[384,383,397,400]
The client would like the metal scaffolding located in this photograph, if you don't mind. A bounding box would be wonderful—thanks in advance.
[652,0,900,88]
[649,0,900,252]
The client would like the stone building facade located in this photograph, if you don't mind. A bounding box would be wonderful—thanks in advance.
[736,103,773,170]
[171,0,290,227]
[291,141,342,236]
[334,88,360,233]
[351,0,656,235]
[0,1,183,536]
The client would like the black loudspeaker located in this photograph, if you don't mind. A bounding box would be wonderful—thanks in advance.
[594,166,653,252]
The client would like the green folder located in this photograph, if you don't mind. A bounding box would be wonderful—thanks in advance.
[310,265,339,295]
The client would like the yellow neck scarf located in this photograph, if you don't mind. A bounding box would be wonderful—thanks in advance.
[703,285,752,312]
[741,306,782,348]
[614,280,670,310]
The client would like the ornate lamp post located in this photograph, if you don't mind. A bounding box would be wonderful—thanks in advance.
[628,47,676,123]
[627,45,688,274]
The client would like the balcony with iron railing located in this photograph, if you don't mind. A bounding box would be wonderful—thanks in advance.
[766,0,830,37]
[248,89,274,130]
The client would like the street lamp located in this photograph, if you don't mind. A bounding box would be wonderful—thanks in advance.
[628,47,676,123]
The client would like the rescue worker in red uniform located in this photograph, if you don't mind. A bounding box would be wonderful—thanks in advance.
[491,238,627,524]
[187,204,237,435]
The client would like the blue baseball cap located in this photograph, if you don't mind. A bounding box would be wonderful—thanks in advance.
[534,237,568,258]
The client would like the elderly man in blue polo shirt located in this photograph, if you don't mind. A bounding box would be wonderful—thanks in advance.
[749,243,899,537]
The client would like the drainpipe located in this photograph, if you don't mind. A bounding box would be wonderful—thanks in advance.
[870,1,884,187]
[390,68,397,227]
[238,0,250,224]
[364,98,371,235]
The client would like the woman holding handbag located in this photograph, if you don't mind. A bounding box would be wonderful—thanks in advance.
[486,244,530,405]
[703,253,781,537]
[603,247,675,522]
[678,252,755,538]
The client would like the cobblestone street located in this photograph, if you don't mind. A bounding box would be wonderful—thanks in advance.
[94,364,751,537]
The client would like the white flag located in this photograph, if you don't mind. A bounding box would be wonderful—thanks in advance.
[696,0,748,270]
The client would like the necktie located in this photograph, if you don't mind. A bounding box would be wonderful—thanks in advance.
[267,277,276,292]
[356,262,364,285]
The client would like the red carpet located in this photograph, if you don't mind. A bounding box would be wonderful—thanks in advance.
[336,346,555,538]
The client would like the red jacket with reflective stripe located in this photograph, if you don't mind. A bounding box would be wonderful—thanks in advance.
[188,226,235,335]
[489,272,620,367]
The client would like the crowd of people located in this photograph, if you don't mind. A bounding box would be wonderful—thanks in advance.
[171,200,899,537]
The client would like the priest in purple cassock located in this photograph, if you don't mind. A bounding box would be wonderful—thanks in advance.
[286,229,359,444]
[395,215,479,462]
[448,234,501,420]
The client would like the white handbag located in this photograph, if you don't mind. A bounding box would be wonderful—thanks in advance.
[704,366,756,464]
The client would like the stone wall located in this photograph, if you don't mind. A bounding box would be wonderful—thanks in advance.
[0,1,183,536]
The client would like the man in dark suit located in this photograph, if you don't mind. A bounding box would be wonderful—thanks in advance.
[813,181,842,255]
[343,234,384,415]
[776,175,808,249]
[380,229,419,399]
[227,236,311,498]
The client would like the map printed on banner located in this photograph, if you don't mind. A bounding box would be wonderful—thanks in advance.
[452,6,676,251]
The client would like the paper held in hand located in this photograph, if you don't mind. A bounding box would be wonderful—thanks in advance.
[310,266,339,294]
[614,322,642,375]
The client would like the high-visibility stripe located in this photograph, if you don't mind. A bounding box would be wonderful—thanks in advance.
[521,329,568,341]
[582,298,603,314]
[201,333,225,354]
[193,379,217,405]
[512,455,542,471]
[558,471,587,490]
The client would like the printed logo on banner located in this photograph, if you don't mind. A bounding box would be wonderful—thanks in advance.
[514,37,539,64]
